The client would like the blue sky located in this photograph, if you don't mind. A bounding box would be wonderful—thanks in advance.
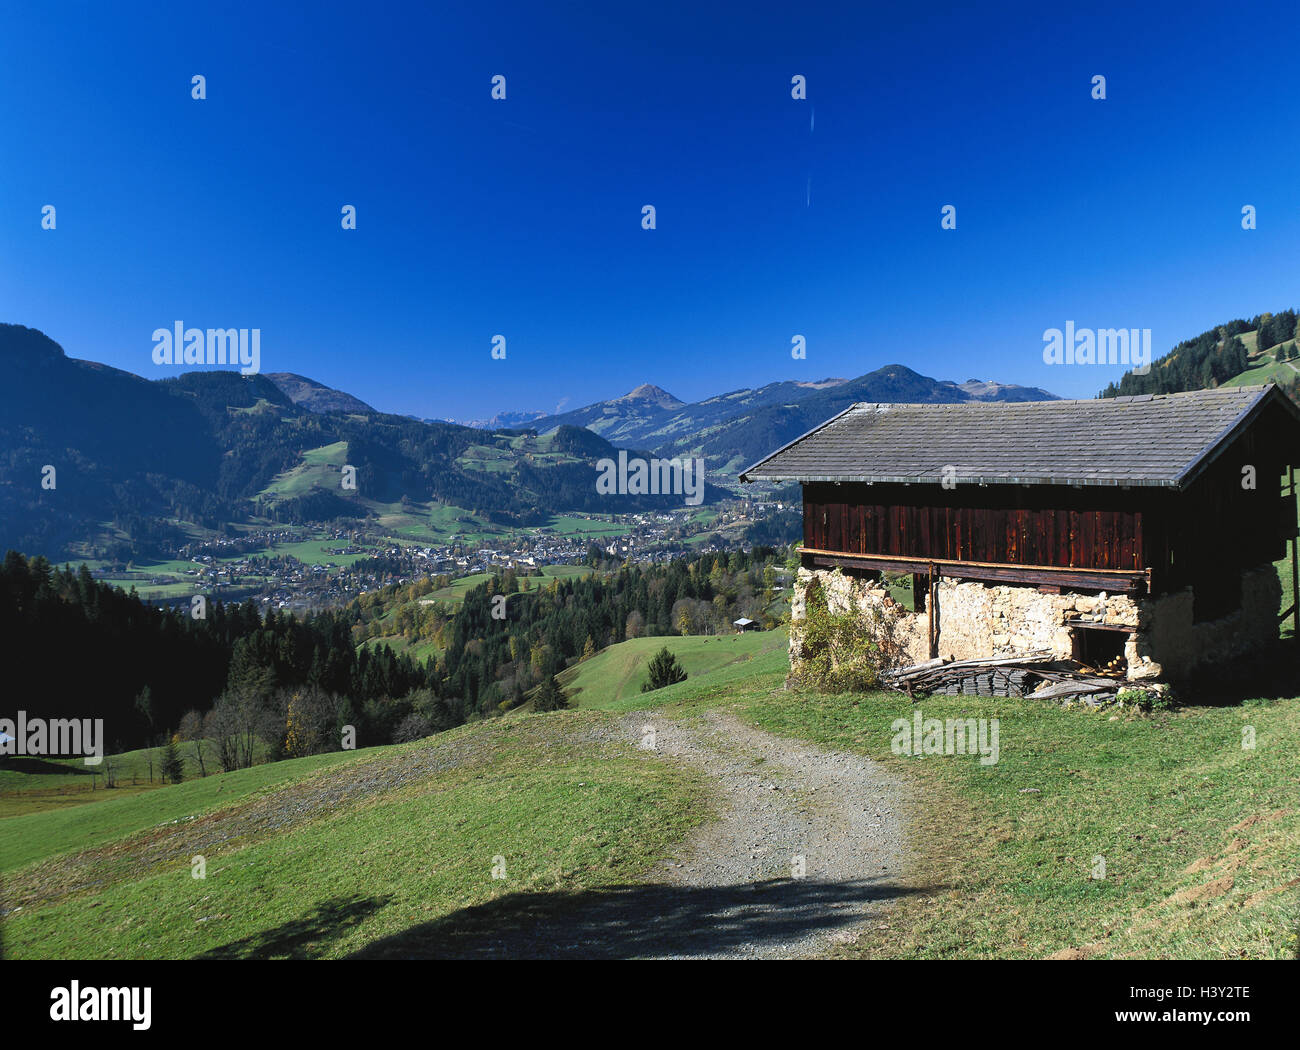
[2,0,1298,419]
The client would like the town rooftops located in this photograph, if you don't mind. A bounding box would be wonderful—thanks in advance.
[738,384,1299,489]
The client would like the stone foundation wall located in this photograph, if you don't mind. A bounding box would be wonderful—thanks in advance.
[792,565,1281,681]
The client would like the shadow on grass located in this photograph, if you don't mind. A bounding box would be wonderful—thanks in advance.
[1170,642,1300,707]
[196,894,391,959]
[0,757,96,776]
[349,877,925,959]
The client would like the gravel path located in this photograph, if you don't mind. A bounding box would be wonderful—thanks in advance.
[619,710,910,958]
[9,711,914,959]
[408,709,914,960]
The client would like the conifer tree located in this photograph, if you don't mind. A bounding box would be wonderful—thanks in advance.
[160,737,185,784]
[532,675,570,712]
[641,647,687,693]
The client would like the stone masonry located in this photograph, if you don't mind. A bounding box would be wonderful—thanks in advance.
[792,565,1281,681]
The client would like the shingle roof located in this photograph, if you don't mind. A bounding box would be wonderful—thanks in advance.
[739,385,1296,489]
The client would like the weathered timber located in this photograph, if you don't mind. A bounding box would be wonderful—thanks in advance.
[1025,679,1118,701]
[884,652,1126,701]
[805,550,1150,593]
[1063,618,1134,633]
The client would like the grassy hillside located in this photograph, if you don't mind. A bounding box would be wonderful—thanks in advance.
[1105,316,1300,401]
[0,741,241,819]
[557,629,787,709]
[0,748,366,873]
[569,641,1300,959]
[259,440,351,500]
[1221,336,1300,389]
[5,623,1296,959]
[735,677,1300,960]
[1,715,708,959]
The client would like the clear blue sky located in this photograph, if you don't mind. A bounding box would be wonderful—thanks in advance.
[2,0,1298,419]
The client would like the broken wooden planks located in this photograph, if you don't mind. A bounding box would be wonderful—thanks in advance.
[884,651,1125,701]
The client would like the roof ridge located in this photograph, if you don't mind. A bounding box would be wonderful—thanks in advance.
[742,383,1291,489]
[847,384,1275,412]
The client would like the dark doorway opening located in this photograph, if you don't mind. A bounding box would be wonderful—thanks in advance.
[1071,624,1128,674]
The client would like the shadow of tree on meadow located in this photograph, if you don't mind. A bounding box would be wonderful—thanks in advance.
[349,876,925,959]
[0,756,96,776]
[196,894,391,959]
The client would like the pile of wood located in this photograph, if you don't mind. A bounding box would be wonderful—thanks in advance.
[884,652,1125,703]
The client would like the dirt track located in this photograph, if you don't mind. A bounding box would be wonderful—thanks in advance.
[390,709,914,959]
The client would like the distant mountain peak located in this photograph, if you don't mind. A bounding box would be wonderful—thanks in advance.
[794,377,849,389]
[955,378,1059,402]
[619,383,683,407]
[2,322,67,365]
[265,372,374,414]
[430,409,548,430]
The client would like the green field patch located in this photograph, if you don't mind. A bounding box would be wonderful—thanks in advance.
[543,515,629,537]
[3,714,707,959]
[558,630,788,710]
[1222,354,1298,388]
[268,537,374,567]
[258,441,349,501]
[0,749,366,873]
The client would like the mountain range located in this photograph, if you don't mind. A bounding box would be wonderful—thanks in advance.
[6,311,1293,566]
[529,370,1058,475]
[270,371,1059,471]
[0,324,724,560]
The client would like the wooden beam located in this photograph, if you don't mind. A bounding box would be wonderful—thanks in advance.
[1291,466,1299,643]
[1063,618,1134,633]
[928,562,939,659]
[804,549,1150,593]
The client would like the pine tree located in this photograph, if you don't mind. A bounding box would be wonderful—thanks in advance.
[160,737,185,784]
[532,675,570,712]
[641,647,687,693]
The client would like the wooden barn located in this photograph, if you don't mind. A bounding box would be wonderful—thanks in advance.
[739,385,1300,679]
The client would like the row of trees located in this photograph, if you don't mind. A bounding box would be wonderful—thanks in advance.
[436,547,790,716]
[1255,310,1298,354]
[1099,311,1298,400]
[2,545,789,778]
[0,551,437,754]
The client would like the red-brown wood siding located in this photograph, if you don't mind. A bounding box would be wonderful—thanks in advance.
[800,402,1296,595]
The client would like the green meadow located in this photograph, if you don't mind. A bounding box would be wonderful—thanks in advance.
[4,624,1297,960]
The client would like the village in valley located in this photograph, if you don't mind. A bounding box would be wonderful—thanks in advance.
[82,499,793,612]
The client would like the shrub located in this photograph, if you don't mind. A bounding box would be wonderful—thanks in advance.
[789,582,904,693]
[393,712,436,743]
[1117,686,1174,711]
